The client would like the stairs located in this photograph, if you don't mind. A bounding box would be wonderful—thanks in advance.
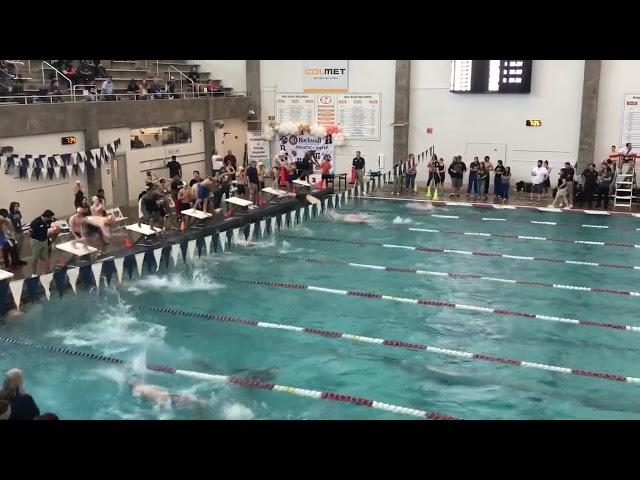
[613,160,636,209]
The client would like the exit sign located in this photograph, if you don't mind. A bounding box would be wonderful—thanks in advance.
[526,119,542,127]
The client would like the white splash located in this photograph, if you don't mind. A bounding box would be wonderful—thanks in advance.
[392,216,413,224]
[127,274,225,295]
[406,202,435,211]
[221,402,255,420]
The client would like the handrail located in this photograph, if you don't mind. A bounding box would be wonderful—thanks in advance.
[41,61,74,101]
[0,90,246,105]
[169,65,194,98]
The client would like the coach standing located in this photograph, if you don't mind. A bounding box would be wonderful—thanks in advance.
[352,151,365,193]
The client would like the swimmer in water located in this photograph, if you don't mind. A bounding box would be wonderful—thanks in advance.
[129,380,206,413]
[326,211,371,224]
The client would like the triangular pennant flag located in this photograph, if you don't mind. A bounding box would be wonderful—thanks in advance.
[260,220,267,238]
[79,151,87,162]
[26,166,33,180]
[134,252,145,277]
[40,273,54,300]
[280,213,286,229]
[153,248,163,272]
[220,233,226,252]
[67,267,80,294]
[78,161,86,174]
[269,217,274,234]
[232,228,240,245]
[204,234,213,255]
[321,199,326,212]
[91,148,101,161]
[114,258,125,284]
[171,243,182,266]
[54,165,61,179]
[91,262,103,290]
[9,279,24,310]
[187,239,197,261]
[90,156,97,170]
[54,155,63,166]
[248,223,255,241]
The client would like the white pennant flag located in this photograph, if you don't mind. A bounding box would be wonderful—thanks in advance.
[134,252,145,277]
[79,151,87,162]
[114,258,124,284]
[0,155,4,169]
[297,208,303,225]
[269,217,274,235]
[40,273,54,300]
[26,167,33,180]
[91,148,101,162]
[187,239,197,260]
[260,220,267,238]
[280,213,286,229]
[67,267,80,294]
[9,279,24,310]
[78,161,86,174]
[54,155,63,167]
[53,165,61,179]
[171,243,182,266]
[321,199,326,212]
[233,228,240,245]
[91,262,103,290]
[248,223,255,241]
[153,248,163,271]
[204,235,213,255]
[219,233,226,252]
[89,156,97,170]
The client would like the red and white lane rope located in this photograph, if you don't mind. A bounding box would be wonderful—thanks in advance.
[0,334,458,420]
[139,305,640,386]
[339,208,640,233]
[277,233,640,271]
[208,274,640,334]
[313,219,640,250]
[363,196,640,218]
[233,251,640,298]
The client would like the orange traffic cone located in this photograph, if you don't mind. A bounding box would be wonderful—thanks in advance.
[350,166,356,184]
[124,236,133,248]
[316,179,324,189]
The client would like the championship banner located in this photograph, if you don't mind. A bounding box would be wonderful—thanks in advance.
[247,131,271,168]
[275,134,335,166]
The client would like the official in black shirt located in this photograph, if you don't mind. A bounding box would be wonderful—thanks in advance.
[352,150,365,192]
[166,155,182,179]
[493,160,505,197]
[578,163,599,208]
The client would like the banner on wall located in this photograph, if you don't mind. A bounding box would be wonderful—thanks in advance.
[276,94,316,124]
[302,61,349,93]
[336,93,381,141]
[274,134,335,165]
[622,94,640,145]
[247,131,271,167]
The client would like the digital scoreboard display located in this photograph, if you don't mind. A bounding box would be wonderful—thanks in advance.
[450,60,532,93]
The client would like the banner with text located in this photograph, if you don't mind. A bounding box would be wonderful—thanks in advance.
[276,93,316,124]
[247,131,271,168]
[302,60,349,93]
[275,134,335,167]
[337,93,381,141]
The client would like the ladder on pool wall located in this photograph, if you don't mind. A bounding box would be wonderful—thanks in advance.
[613,160,636,209]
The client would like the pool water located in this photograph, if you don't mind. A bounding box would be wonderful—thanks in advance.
[2,199,640,419]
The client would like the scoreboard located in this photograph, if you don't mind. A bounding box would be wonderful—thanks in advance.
[450,60,533,94]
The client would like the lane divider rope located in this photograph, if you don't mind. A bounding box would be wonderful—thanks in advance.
[232,251,640,298]
[207,274,640,334]
[277,233,640,272]
[311,219,640,250]
[337,208,640,233]
[139,305,640,386]
[0,334,458,420]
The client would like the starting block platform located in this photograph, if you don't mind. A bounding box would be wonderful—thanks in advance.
[262,187,288,197]
[55,240,98,256]
[181,208,213,219]
[125,223,162,236]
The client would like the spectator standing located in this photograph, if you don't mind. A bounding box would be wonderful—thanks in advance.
[352,150,366,193]
[188,65,200,84]
[466,156,480,197]
[482,156,493,197]
[437,157,446,191]
[426,154,440,193]
[406,160,417,192]
[236,166,248,198]
[8,202,25,263]
[542,160,552,198]
[73,180,85,208]
[0,209,25,269]
[561,161,575,208]
[448,156,466,197]
[530,160,549,204]
[0,369,40,421]
[246,160,260,203]
[551,174,569,208]
[595,166,613,209]
[224,150,237,169]
[92,60,108,78]
[493,160,505,198]
[499,166,511,204]
[189,170,202,187]
[578,163,598,209]
[477,163,489,201]
[320,154,334,188]
[145,171,159,187]
[211,150,224,174]
[166,155,182,179]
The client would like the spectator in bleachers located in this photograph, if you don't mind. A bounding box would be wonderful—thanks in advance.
[63,63,79,85]
[92,60,108,79]
[127,79,140,98]
[148,78,162,99]
[188,65,200,84]
[166,77,176,98]
[100,76,114,100]
[78,61,95,85]
[140,79,149,100]
[48,78,62,96]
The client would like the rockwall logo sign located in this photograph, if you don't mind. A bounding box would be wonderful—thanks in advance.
[303,60,349,93]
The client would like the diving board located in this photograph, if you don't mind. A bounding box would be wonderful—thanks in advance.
[181,208,212,219]
[125,223,162,236]
[55,240,98,256]
[0,269,14,281]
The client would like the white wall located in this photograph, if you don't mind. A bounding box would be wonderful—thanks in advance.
[409,60,585,182]
[99,121,206,203]
[0,131,88,222]
[214,117,248,162]
[595,60,640,163]
[260,60,396,174]
[192,60,246,92]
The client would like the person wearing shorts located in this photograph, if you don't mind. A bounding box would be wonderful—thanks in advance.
[530,160,549,204]
[29,209,55,275]
[246,161,260,203]
[447,155,466,197]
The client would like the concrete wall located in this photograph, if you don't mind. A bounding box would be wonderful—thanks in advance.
[0,131,88,222]
[595,60,640,163]
[409,60,585,182]
[193,60,247,92]
[260,60,396,174]
[214,117,248,164]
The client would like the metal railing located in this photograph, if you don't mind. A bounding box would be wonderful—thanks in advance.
[41,61,74,101]
[168,65,194,98]
[0,90,247,105]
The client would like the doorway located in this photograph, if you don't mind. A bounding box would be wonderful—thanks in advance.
[111,154,129,208]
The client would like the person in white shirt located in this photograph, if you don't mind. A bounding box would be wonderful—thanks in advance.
[211,149,224,174]
[530,160,549,204]
[617,142,637,175]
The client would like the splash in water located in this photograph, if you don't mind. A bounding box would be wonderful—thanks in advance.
[392,216,413,224]
[406,202,436,211]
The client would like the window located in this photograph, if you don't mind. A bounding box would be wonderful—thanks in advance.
[129,122,191,150]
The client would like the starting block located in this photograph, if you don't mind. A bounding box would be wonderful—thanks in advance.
[125,223,162,236]
[224,196,254,214]
[55,240,98,256]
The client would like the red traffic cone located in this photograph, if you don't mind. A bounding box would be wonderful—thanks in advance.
[350,166,356,184]
[124,236,133,248]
